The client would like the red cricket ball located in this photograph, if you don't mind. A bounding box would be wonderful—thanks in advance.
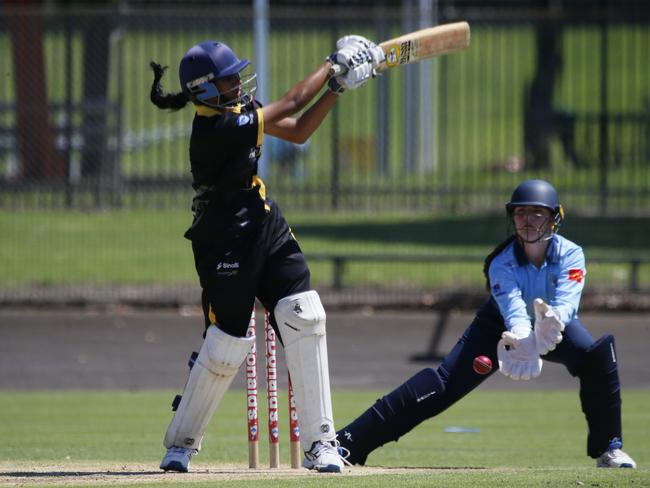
[473,355,493,375]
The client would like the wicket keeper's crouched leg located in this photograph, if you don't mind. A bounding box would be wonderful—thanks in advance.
[337,308,503,465]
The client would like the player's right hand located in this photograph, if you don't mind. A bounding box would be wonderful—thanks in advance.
[497,325,542,380]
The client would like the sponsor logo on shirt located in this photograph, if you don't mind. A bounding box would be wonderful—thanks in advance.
[568,268,584,283]
[215,261,240,277]
[236,114,252,126]
[492,283,504,296]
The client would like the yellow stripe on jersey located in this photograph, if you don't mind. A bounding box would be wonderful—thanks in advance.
[195,105,219,117]
[252,175,266,200]
[208,303,217,325]
[252,175,270,212]
[256,108,264,146]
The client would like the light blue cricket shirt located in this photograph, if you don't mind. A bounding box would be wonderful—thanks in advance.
[488,234,586,331]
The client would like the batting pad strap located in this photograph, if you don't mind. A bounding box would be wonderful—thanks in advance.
[275,290,334,450]
[199,325,255,376]
[164,326,254,450]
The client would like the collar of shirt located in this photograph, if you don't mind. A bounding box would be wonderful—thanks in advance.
[195,103,243,117]
[513,234,560,267]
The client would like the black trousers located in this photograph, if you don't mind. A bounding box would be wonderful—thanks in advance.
[191,199,310,337]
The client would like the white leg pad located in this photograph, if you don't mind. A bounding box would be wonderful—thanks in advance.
[164,325,255,450]
[274,290,335,450]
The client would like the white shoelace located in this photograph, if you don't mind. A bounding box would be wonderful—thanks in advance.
[306,440,352,467]
[331,438,353,467]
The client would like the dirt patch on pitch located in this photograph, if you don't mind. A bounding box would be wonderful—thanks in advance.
[0,463,474,486]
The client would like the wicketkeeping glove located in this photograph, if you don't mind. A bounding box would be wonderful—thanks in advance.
[497,325,543,380]
[533,298,565,355]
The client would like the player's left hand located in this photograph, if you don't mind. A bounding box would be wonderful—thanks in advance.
[335,34,385,69]
[533,298,565,355]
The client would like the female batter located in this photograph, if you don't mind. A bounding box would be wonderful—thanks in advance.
[150,37,383,473]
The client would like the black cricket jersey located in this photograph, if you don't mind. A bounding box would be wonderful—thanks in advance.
[184,100,268,244]
[183,101,311,333]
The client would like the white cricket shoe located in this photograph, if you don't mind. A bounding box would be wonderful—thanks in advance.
[160,446,197,472]
[597,445,636,468]
[303,440,349,473]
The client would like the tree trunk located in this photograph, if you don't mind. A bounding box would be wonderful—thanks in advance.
[6,0,64,182]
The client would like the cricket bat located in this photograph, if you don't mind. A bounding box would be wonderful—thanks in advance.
[378,21,470,71]
[331,22,470,75]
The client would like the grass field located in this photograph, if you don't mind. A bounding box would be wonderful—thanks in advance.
[1,389,648,487]
[2,209,650,292]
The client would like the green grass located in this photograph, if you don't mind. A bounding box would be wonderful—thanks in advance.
[3,209,650,292]
[0,389,648,487]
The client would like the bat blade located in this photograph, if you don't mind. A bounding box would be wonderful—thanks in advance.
[378,21,470,71]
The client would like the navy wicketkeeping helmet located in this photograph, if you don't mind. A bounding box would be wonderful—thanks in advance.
[178,41,256,108]
[506,179,564,234]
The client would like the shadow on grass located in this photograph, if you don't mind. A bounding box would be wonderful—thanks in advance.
[2,470,162,477]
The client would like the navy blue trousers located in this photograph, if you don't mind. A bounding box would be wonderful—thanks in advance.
[337,298,623,463]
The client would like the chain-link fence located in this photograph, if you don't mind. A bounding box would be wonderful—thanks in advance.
[1,1,649,306]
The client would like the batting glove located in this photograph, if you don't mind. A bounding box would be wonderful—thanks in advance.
[336,34,385,69]
[327,76,345,94]
[533,298,565,355]
[329,44,372,72]
[497,325,542,380]
[333,61,374,91]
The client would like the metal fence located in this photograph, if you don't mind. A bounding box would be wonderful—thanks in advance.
[1,2,649,306]
[1,3,649,212]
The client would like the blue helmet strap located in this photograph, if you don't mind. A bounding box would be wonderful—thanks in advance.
[186,72,221,107]
[194,82,220,104]
[186,68,256,109]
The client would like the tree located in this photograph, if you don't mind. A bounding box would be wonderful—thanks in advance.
[5,0,64,181]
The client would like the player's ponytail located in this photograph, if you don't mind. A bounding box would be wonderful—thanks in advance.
[150,61,189,110]
[483,234,517,291]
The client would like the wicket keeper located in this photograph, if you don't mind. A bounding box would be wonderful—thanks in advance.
[337,179,637,469]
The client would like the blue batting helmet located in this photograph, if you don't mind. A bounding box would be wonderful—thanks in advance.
[506,179,564,231]
[178,41,255,107]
